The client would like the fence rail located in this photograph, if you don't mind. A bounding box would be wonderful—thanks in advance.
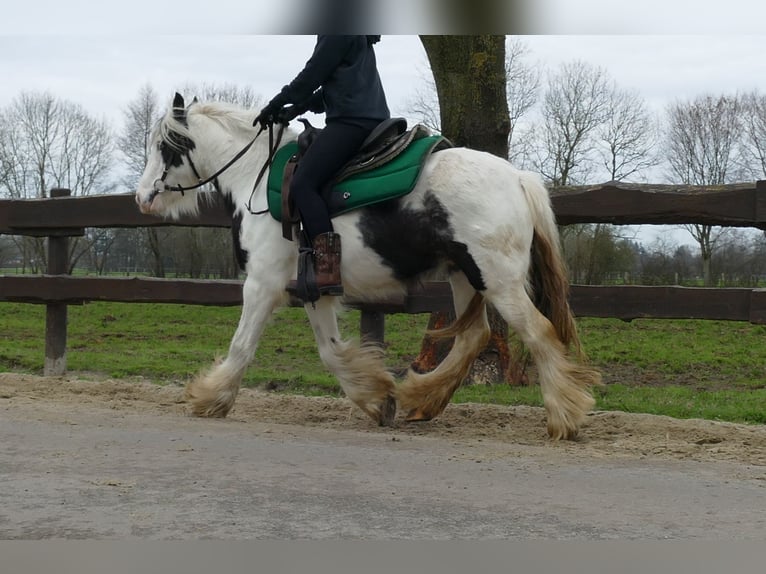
[2,181,766,375]
[2,181,766,236]
[4,274,766,323]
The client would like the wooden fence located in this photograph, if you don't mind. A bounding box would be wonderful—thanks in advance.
[2,181,766,375]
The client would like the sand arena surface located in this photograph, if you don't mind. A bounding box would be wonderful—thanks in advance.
[2,372,765,539]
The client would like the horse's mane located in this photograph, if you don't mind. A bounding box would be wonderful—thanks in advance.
[158,101,257,153]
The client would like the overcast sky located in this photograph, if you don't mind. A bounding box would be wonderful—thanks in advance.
[2,1,766,247]
[2,1,764,133]
[2,35,765,128]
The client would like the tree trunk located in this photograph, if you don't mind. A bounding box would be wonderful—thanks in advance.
[416,36,524,385]
[420,36,510,157]
[145,228,165,278]
[702,252,713,286]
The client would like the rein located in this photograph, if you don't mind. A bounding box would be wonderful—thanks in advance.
[246,123,286,215]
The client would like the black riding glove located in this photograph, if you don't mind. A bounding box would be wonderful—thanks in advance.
[275,105,305,124]
[253,94,287,128]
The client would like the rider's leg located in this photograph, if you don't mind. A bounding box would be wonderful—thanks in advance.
[289,119,377,296]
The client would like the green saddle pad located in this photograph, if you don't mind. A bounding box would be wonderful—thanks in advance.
[266,135,448,221]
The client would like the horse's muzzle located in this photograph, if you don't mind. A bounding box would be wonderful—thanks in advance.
[136,189,158,214]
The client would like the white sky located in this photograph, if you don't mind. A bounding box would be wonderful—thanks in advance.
[0,35,427,125]
[2,35,764,130]
[2,1,766,247]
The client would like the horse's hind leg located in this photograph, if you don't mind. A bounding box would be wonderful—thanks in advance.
[305,296,397,426]
[186,276,284,417]
[397,272,490,421]
[487,285,599,440]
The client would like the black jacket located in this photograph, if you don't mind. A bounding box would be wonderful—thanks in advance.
[271,35,390,124]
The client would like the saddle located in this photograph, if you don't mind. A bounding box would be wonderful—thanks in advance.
[272,118,451,240]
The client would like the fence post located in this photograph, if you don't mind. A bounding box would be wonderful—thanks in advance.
[44,188,71,376]
[360,310,385,345]
[756,180,766,224]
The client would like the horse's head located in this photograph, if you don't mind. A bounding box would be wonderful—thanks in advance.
[136,93,203,218]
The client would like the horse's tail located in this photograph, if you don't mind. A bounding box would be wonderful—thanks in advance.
[426,292,485,340]
[518,172,583,359]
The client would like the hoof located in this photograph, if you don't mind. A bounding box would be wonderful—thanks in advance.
[185,385,235,418]
[547,423,580,441]
[405,408,434,423]
[378,395,397,427]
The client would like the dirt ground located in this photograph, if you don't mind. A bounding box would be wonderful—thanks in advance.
[2,372,766,539]
[2,372,765,465]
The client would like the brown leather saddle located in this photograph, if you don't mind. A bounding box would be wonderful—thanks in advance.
[280,117,428,240]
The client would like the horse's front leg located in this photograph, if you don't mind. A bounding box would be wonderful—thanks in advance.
[186,274,286,417]
[305,297,397,426]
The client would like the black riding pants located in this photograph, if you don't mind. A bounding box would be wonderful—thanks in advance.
[290,120,377,242]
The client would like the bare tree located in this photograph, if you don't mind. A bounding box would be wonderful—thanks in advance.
[530,61,669,290]
[665,94,743,285]
[740,90,766,178]
[534,61,612,186]
[179,82,261,109]
[0,235,14,269]
[639,237,685,285]
[84,227,118,275]
[561,223,636,285]
[0,92,113,198]
[576,89,660,286]
[597,87,660,182]
[712,229,757,287]
[532,61,613,286]
[405,69,441,133]
[119,83,161,190]
[0,91,114,272]
[117,83,167,276]
[505,37,540,162]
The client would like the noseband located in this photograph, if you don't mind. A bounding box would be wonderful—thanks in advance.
[155,149,203,196]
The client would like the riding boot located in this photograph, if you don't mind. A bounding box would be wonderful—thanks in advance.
[287,232,343,300]
[312,232,344,296]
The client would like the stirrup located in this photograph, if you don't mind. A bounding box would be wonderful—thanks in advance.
[292,231,320,303]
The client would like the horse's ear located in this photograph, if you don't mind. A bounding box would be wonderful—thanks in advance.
[191,96,199,105]
[172,92,186,123]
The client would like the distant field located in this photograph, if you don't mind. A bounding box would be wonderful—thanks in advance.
[2,301,765,424]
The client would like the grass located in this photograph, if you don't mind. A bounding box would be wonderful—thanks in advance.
[2,302,765,424]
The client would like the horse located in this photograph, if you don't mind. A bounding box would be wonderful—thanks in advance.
[135,93,602,440]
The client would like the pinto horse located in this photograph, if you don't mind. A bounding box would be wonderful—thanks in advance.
[135,94,601,440]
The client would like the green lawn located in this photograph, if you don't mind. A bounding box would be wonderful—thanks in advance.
[2,302,765,424]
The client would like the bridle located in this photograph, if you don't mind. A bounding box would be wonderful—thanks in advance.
[151,122,286,215]
[153,128,261,196]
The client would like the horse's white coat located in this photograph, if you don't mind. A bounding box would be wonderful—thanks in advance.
[136,99,601,439]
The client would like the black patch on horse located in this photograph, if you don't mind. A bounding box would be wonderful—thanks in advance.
[160,96,196,169]
[222,192,248,271]
[159,129,196,169]
[358,192,486,291]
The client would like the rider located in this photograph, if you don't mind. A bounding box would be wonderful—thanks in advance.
[253,35,390,297]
